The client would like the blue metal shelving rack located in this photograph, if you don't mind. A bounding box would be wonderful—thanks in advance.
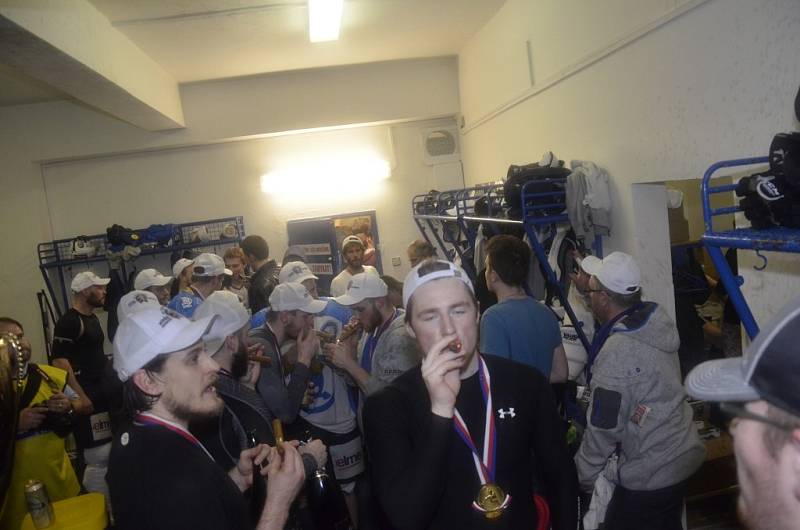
[701,156,800,339]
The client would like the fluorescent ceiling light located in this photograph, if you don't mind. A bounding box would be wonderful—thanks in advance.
[308,0,343,42]
[261,157,390,196]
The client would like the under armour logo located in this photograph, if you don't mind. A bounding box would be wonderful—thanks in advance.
[497,408,516,419]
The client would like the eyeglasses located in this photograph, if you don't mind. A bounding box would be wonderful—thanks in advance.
[719,402,798,433]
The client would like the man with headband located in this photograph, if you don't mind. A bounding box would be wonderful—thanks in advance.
[363,260,578,529]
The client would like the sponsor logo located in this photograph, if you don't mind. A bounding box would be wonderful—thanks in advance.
[497,408,516,419]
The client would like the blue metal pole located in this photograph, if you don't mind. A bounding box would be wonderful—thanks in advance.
[706,245,759,339]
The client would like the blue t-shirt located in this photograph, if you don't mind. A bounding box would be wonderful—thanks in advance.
[167,291,203,318]
[479,297,561,378]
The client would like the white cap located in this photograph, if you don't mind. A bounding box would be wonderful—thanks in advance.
[580,251,641,295]
[134,269,172,290]
[279,261,318,285]
[71,271,110,292]
[334,270,388,306]
[112,307,217,382]
[172,258,193,279]
[193,291,250,354]
[117,290,161,321]
[269,283,327,313]
[341,235,364,252]
[193,253,232,277]
[402,260,474,309]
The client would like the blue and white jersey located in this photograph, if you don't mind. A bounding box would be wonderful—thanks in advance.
[250,308,269,329]
[167,291,203,318]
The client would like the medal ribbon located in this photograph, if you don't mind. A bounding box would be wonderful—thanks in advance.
[452,355,511,514]
[135,413,215,461]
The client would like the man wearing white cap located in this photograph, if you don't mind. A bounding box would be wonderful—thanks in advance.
[107,307,306,530]
[576,251,704,529]
[686,296,800,530]
[52,270,117,497]
[133,268,173,305]
[170,257,194,298]
[363,260,578,529]
[167,253,232,318]
[330,235,377,297]
[248,283,325,429]
[326,269,421,403]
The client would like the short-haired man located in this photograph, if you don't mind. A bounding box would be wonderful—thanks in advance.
[133,268,173,305]
[363,260,578,529]
[52,271,117,497]
[241,235,281,313]
[326,270,422,406]
[0,317,91,530]
[167,253,232,318]
[406,239,437,267]
[224,246,250,308]
[481,235,568,382]
[330,236,377,297]
[686,296,800,530]
[576,252,705,528]
[108,307,306,530]
[248,283,325,429]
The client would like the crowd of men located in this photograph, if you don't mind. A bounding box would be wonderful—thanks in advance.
[2,230,799,530]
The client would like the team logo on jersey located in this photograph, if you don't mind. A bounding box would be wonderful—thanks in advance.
[497,408,516,419]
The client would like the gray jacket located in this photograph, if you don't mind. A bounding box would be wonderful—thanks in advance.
[575,303,705,491]
[355,311,422,396]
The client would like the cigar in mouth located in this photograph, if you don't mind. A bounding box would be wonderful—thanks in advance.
[272,419,285,456]
[448,338,462,353]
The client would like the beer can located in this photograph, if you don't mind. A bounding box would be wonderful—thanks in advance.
[24,479,54,528]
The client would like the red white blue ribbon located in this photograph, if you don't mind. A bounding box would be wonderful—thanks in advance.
[452,355,511,513]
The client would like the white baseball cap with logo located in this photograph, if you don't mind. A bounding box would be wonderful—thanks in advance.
[279,261,318,285]
[71,271,111,293]
[269,283,327,313]
[117,290,161,322]
[579,251,642,295]
[402,260,474,309]
[193,253,232,277]
[172,258,194,279]
[193,291,250,355]
[334,270,388,306]
[112,307,217,382]
[134,269,172,290]
[341,235,364,252]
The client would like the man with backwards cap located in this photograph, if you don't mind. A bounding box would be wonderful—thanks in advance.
[325,269,422,408]
[686,296,800,530]
[363,260,578,530]
[107,307,306,530]
[52,271,117,498]
[133,268,173,305]
[575,252,704,529]
[248,282,326,431]
[167,253,232,318]
[330,235,378,297]
[170,257,194,298]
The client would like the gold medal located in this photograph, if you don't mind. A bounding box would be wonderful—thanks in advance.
[476,483,507,519]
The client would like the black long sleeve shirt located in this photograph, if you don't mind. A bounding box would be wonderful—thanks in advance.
[363,355,578,530]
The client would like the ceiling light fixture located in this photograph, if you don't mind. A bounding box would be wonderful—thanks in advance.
[308,0,344,43]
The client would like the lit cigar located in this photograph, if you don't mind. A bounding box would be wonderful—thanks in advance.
[336,322,363,344]
[272,419,285,456]
[448,338,462,353]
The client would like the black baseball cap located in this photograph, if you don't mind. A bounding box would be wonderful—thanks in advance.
[686,296,800,417]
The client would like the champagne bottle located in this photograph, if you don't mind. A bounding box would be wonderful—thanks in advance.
[247,429,267,524]
[303,431,353,530]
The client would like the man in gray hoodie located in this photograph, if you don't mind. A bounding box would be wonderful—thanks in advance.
[576,252,705,529]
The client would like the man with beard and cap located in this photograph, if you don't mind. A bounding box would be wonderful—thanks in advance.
[168,253,232,318]
[52,271,119,499]
[0,317,92,530]
[686,295,800,530]
[575,252,704,529]
[107,307,306,530]
[330,236,377,297]
[248,283,326,433]
[363,260,578,530]
[133,268,173,305]
[191,291,328,528]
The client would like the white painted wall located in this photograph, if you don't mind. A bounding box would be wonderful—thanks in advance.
[457,0,800,325]
[0,57,460,359]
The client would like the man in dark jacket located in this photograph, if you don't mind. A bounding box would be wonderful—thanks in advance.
[242,235,281,313]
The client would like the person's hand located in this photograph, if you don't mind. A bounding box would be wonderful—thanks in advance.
[339,318,361,348]
[263,442,306,513]
[323,342,357,371]
[302,381,318,407]
[299,439,327,469]
[229,444,272,492]
[18,407,46,432]
[421,334,464,418]
[46,392,71,414]
[296,326,320,366]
